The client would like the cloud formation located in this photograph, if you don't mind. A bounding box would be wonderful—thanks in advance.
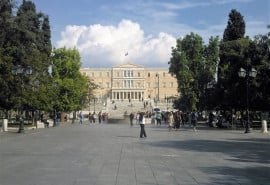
[57,19,176,68]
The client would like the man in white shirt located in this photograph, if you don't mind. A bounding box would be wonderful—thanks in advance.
[139,112,147,138]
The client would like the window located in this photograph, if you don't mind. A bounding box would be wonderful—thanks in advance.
[91,72,94,77]
[117,72,120,77]
[147,82,150,88]
[107,72,110,77]
[138,72,140,77]
[163,72,166,77]
[124,70,134,77]
[148,73,150,77]
[170,82,174,88]
[106,82,110,88]
[162,82,166,88]
[124,80,134,88]
[99,72,102,77]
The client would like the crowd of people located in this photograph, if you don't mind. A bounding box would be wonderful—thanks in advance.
[77,108,201,139]
[78,111,109,124]
[129,110,199,133]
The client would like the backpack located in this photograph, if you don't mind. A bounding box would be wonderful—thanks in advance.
[156,113,161,120]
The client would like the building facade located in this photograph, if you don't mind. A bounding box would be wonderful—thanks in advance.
[80,63,178,102]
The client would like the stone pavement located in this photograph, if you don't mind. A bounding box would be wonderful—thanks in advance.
[0,122,269,185]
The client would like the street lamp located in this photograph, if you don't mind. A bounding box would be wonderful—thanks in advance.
[165,95,168,111]
[238,67,257,133]
[11,65,32,133]
[156,73,160,102]
[93,97,96,113]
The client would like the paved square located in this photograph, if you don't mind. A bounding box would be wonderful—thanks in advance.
[0,123,269,185]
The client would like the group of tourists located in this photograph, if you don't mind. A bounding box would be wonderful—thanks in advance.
[78,111,109,124]
[129,110,199,138]
[156,110,198,132]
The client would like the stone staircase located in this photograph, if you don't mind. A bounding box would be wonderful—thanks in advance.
[84,99,174,123]
[106,99,174,119]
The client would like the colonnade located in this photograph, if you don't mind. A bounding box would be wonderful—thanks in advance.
[111,90,144,100]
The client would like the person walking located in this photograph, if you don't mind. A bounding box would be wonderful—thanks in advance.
[168,111,174,131]
[79,112,83,124]
[156,111,162,126]
[92,112,96,124]
[139,112,147,138]
[98,111,102,124]
[174,111,181,130]
[129,112,134,126]
[191,110,198,131]
[136,112,140,124]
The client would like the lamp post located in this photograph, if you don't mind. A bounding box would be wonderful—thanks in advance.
[238,67,257,133]
[50,81,58,127]
[11,65,32,133]
[156,73,160,102]
[165,95,168,111]
[93,98,96,113]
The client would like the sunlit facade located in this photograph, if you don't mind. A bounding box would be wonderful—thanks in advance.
[80,63,178,102]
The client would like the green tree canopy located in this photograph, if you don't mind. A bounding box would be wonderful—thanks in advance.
[12,0,52,112]
[169,33,219,111]
[0,0,15,111]
[0,0,52,114]
[223,9,245,41]
[51,47,88,113]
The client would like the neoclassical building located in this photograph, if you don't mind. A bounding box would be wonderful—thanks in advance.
[80,63,178,102]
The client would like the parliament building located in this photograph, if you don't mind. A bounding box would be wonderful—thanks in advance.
[80,63,178,102]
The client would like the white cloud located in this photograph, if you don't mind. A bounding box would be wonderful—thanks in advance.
[56,19,176,68]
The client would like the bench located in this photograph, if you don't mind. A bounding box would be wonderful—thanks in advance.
[37,120,53,128]
[43,120,49,128]
[251,120,270,130]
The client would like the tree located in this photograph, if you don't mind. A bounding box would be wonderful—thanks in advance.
[251,29,270,111]
[0,0,53,122]
[169,33,219,111]
[217,9,248,111]
[51,47,88,121]
[12,0,52,111]
[0,0,15,114]
[223,9,245,41]
[218,38,251,111]
[200,36,220,110]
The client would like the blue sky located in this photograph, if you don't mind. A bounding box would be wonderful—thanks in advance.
[22,0,269,68]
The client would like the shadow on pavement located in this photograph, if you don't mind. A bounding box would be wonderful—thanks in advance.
[147,138,270,164]
[199,166,270,184]
[146,138,270,184]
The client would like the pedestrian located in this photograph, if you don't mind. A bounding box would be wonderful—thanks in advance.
[139,112,147,138]
[156,111,162,126]
[174,111,181,130]
[191,110,198,131]
[92,112,96,123]
[98,111,102,124]
[89,112,93,124]
[136,112,140,124]
[129,112,134,126]
[168,111,174,131]
[79,112,83,124]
